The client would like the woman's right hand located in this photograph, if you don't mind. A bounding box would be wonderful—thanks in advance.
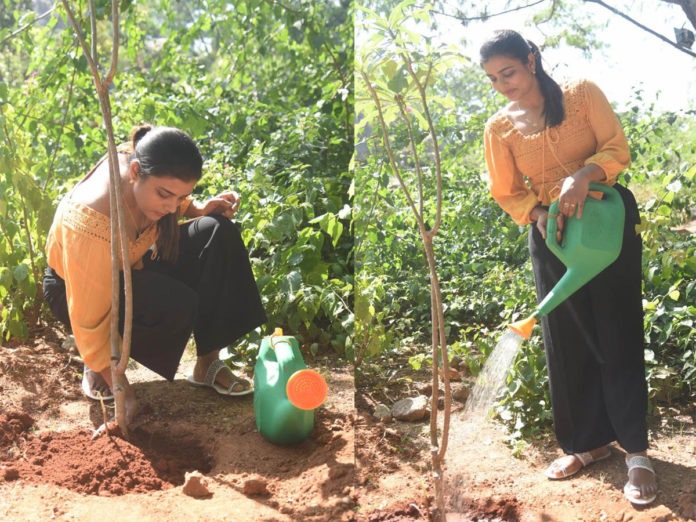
[99,368,139,425]
[533,207,564,242]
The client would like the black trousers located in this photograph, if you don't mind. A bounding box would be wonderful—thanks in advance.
[529,184,648,454]
[43,216,267,381]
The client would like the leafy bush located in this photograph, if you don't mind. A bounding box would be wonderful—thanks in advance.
[355,4,695,443]
[0,1,354,360]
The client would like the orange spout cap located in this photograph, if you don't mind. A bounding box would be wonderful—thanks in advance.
[508,316,537,339]
[286,369,328,411]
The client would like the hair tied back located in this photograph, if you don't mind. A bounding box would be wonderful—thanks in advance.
[131,124,153,149]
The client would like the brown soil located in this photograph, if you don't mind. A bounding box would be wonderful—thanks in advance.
[1,325,355,521]
[1,325,695,522]
[355,352,696,522]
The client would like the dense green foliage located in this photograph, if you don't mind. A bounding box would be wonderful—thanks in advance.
[2,0,694,443]
[0,0,353,358]
[357,2,695,441]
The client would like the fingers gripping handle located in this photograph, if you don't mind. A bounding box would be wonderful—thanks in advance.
[546,182,609,250]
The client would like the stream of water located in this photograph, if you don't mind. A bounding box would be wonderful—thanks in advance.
[461,329,525,422]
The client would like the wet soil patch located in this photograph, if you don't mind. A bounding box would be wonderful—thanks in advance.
[448,495,521,521]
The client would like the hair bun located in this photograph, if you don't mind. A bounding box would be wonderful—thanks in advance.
[130,124,153,148]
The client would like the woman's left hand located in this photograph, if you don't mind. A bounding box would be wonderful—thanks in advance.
[199,191,241,218]
[558,175,590,218]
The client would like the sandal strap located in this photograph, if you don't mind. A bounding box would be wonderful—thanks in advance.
[626,455,654,474]
[575,451,593,467]
[203,359,228,387]
[227,375,252,393]
[204,359,251,393]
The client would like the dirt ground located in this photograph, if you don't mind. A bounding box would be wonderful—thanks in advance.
[354,353,696,522]
[1,325,695,522]
[0,325,355,522]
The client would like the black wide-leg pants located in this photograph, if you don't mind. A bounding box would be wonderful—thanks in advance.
[529,184,648,454]
[43,216,267,381]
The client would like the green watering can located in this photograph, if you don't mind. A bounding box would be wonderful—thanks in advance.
[509,183,625,339]
[253,328,328,445]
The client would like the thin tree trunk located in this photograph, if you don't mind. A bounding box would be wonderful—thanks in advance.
[360,67,452,521]
[61,0,132,437]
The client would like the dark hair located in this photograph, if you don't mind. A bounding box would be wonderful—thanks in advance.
[479,29,565,128]
[129,125,203,262]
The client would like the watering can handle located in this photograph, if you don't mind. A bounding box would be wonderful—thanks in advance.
[546,182,611,248]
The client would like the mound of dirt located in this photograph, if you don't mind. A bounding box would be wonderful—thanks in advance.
[1,417,212,496]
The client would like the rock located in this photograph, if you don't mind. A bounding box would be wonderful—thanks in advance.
[61,335,77,353]
[651,505,679,522]
[415,382,432,396]
[182,470,211,498]
[392,395,428,422]
[243,478,270,496]
[452,384,470,402]
[373,403,392,421]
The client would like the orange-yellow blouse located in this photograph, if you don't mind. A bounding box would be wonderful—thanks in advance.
[46,179,194,373]
[483,79,630,225]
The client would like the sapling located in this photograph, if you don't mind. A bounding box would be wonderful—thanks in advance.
[358,32,453,519]
[61,0,132,438]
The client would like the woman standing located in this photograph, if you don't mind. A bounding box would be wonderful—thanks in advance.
[43,125,267,421]
[480,30,657,505]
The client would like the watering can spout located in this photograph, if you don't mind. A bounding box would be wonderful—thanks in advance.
[509,183,625,337]
[508,315,538,339]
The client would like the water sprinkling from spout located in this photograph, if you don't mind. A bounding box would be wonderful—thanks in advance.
[462,330,525,423]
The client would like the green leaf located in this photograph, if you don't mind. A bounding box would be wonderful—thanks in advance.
[387,66,408,93]
[280,270,303,296]
[12,264,29,283]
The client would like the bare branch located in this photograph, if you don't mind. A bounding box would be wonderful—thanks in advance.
[359,70,425,229]
[664,0,696,32]
[60,1,103,90]
[0,3,57,47]
[584,0,696,58]
[104,0,119,88]
[431,0,545,24]
[89,0,97,62]
[399,56,443,236]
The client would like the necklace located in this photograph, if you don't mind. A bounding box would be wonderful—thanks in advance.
[121,180,151,239]
[123,202,145,238]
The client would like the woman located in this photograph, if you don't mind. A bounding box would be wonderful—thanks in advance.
[43,125,267,420]
[480,30,657,505]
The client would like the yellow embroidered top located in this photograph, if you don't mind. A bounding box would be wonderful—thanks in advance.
[483,79,630,225]
[45,159,194,373]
